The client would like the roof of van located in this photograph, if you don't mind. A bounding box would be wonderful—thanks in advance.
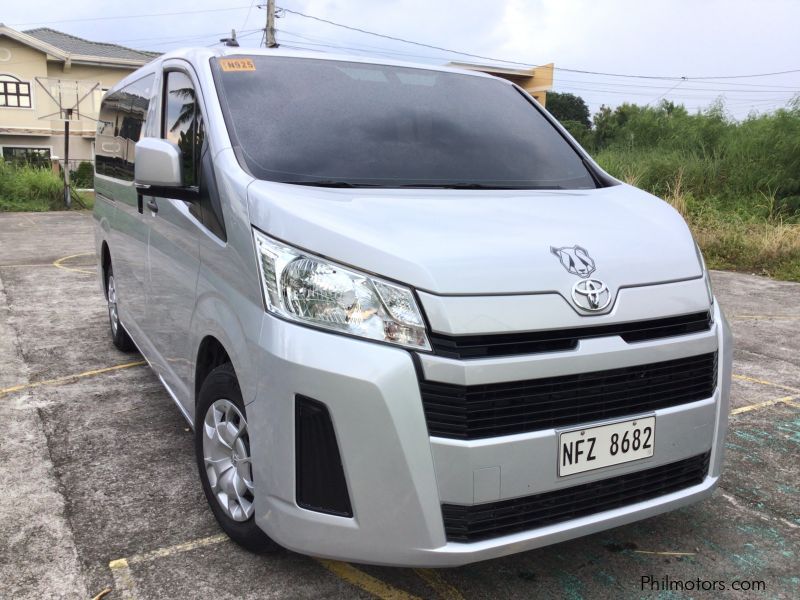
[105,46,514,98]
[140,46,501,77]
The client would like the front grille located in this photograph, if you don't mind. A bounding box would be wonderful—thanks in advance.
[429,311,712,359]
[421,352,717,439]
[442,452,711,542]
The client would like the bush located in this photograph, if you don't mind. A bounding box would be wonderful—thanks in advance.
[590,99,800,206]
[72,161,95,189]
[0,162,64,211]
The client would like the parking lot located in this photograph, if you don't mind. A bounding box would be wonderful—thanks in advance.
[0,210,797,599]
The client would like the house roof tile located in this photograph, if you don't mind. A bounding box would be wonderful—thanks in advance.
[23,27,159,62]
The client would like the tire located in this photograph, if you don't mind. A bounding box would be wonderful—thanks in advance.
[195,363,279,553]
[105,265,136,352]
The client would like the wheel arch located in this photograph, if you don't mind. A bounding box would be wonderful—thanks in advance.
[100,240,112,296]
[195,335,233,406]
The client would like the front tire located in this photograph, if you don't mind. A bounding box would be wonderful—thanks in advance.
[195,363,278,553]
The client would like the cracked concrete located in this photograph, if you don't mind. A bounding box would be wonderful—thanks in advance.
[0,273,88,599]
[0,212,797,599]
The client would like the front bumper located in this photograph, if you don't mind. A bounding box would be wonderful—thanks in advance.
[247,301,731,567]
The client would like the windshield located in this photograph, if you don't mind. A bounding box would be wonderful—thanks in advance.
[211,55,596,189]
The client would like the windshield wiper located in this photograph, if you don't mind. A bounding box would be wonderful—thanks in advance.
[281,180,383,188]
[400,183,565,190]
[280,180,565,190]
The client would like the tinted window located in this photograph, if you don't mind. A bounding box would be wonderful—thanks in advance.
[95,75,154,181]
[212,56,595,189]
[163,71,203,187]
[162,70,225,239]
[2,146,50,167]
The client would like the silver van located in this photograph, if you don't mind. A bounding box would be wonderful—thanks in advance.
[94,48,732,566]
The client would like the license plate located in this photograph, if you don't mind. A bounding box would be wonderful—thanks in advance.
[558,416,655,477]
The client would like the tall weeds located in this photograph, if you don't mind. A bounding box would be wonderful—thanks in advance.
[0,162,64,211]
[588,100,800,280]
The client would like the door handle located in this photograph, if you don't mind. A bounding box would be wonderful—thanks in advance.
[146,198,159,213]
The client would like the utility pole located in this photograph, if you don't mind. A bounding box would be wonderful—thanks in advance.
[265,0,278,47]
[63,108,72,208]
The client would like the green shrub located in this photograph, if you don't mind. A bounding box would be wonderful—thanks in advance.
[72,161,95,189]
[589,99,800,209]
[0,162,65,211]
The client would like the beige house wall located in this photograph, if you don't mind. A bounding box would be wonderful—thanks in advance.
[0,133,94,163]
[0,35,142,163]
[0,37,50,135]
[446,61,555,107]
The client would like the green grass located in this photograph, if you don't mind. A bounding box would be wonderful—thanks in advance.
[590,100,800,282]
[0,162,92,212]
[596,164,800,282]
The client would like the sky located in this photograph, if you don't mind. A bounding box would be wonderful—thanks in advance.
[3,0,799,119]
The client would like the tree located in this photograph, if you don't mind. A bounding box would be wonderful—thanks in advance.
[545,92,591,128]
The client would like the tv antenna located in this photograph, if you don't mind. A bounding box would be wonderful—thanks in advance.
[35,77,100,208]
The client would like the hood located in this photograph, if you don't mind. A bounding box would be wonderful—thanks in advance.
[246,182,702,297]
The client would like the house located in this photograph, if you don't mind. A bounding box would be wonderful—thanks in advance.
[447,61,554,106]
[0,24,157,166]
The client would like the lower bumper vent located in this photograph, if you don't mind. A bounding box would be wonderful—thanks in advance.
[295,395,353,517]
[442,452,711,542]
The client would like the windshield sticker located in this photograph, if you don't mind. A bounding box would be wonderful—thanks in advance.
[219,58,256,72]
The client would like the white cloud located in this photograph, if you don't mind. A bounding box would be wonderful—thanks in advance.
[2,0,798,117]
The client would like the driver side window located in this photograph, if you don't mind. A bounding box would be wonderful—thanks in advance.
[162,70,225,240]
[163,71,203,188]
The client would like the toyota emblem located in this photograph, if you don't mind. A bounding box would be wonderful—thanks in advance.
[571,279,611,311]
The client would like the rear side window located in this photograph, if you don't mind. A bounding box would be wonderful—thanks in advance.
[95,74,154,181]
[211,56,596,189]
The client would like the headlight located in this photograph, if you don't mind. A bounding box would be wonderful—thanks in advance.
[694,242,714,306]
[253,229,430,350]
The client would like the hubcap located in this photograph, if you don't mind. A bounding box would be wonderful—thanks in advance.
[202,399,254,522]
[107,274,119,335]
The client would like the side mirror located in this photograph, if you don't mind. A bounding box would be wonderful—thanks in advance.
[134,138,183,187]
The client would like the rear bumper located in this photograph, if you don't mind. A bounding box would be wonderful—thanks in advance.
[246,301,731,567]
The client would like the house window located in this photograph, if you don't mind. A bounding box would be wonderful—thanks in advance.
[0,75,32,108]
[2,147,51,167]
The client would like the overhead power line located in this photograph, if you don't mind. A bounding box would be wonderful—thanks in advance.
[9,5,253,27]
[240,1,258,33]
[277,6,800,81]
[274,7,540,68]
[278,28,800,93]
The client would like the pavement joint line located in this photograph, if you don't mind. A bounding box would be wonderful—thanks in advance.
[107,535,228,600]
[633,550,696,556]
[720,489,799,531]
[109,533,228,567]
[413,568,466,600]
[316,559,423,600]
[52,251,96,275]
[0,263,59,269]
[108,558,140,600]
[730,314,800,320]
[0,360,146,398]
[12,215,38,228]
[730,394,797,416]
[108,534,429,600]
[732,373,800,394]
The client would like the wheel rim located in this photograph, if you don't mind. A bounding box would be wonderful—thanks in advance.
[202,399,255,522]
[107,274,119,335]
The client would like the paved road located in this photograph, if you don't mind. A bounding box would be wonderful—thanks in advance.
[0,211,797,600]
